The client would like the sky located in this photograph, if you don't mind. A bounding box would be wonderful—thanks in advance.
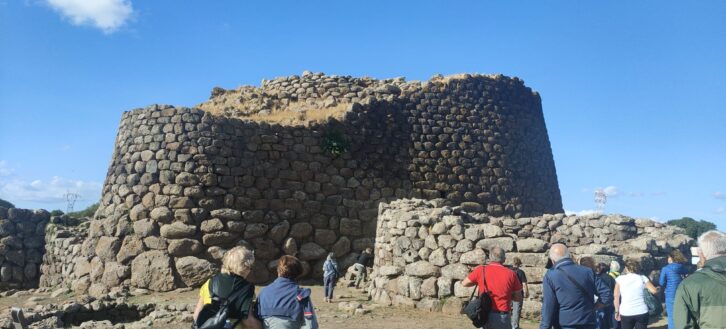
[0,1,724,230]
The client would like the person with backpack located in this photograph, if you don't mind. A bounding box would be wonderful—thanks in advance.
[540,244,612,329]
[322,252,339,303]
[658,249,689,329]
[461,247,523,329]
[257,255,319,329]
[193,246,262,329]
[353,248,374,289]
[614,259,659,329]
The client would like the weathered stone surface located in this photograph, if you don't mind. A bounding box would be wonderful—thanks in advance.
[150,207,173,222]
[167,238,203,257]
[130,251,175,292]
[404,261,439,277]
[475,237,514,252]
[440,263,469,280]
[101,262,130,287]
[268,221,290,243]
[282,237,297,256]
[290,223,313,240]
[116,236,145,264]
[516,238,548,252]
[459,248,486,265]
[298,242,326,261]
[202,232,236,246]
[160,222,196,239]
[95,237,121,262]
[244,223,269,239]
[200,218,224,233]
[175,256,216,287]
[315,229,337,245]
[210,208,241,221]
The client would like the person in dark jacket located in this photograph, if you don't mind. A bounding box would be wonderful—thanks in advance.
[353,248,373,289]
[257,255,318,329]
[595,263,616,329]
[540,244,613,329]
[674,230,726,329]
[659,249,689,329]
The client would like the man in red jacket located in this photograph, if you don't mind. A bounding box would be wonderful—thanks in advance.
[462,246,523,329]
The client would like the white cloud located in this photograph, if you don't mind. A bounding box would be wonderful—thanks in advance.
[0,161,14,177]
[0,176,102,204]
[716,207,726,214]
[45,0,133,33]
[565,209,599,216]
[714,192,726,201]
[601,186,618,197]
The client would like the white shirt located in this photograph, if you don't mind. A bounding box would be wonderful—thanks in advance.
[615,273,649,316]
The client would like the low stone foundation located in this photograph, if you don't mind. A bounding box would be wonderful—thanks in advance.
[368,199,693,318]
[38,216,89,293]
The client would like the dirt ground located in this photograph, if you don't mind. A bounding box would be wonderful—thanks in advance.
[0,284,667,329]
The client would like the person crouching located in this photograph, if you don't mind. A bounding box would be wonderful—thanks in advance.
[257,255,319,329]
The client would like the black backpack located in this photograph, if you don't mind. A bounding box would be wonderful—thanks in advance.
[463,265,493,327]
[193,276,247,329]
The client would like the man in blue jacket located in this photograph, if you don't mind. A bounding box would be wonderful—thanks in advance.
[540,244,612,329]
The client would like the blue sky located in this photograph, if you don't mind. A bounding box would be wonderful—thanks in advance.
[0,1,724,229]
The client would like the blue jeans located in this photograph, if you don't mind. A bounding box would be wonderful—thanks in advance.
[665,297,675,329]
[324,275,336,299]
[596,306,613,329]
[482,312,511,329]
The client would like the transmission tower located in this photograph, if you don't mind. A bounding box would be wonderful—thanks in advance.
[64,191,80,214]
[594,188,607,214]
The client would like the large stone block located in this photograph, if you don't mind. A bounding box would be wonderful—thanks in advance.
[130,250,175,292]
[175,256,216,287]
[95,237,121,262]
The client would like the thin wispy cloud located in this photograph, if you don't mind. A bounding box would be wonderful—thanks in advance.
[0,176,102,204]
[44,0,133,34]
[714,192,726,201]
[0,161,14,177]
[565,209,599,216]
[716,207,726,214]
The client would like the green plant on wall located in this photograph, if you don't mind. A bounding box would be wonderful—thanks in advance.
[322,129,350,157]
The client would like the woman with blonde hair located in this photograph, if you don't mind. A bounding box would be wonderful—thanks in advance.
[193,246,262,329]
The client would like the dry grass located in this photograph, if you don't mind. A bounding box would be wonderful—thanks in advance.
[243,102,351,126]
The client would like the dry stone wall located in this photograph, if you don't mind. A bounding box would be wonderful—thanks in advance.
[80,72,563,294]
[38,216,89,292]
[368,199,693,318]
[0,207,50,290]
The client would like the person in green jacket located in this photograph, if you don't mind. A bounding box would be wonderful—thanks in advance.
[673,230,726,329]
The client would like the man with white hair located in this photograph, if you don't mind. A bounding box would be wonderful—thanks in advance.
[540,244,612,329]
[673,230,726,328]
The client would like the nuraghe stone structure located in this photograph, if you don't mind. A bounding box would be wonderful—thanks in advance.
[73,72,564,294]
[368,199,693,318]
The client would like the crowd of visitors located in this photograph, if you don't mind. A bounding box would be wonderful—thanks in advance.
[191,229,726,329]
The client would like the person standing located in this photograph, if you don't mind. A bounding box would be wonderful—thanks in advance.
[257,255,319,329]
[540,244,612,329]
[659,250,689,329]
[595,263,616,329]
[193,246,262,329]
[353,248,373,289]
[462,247,523,329]
[609,260,622,329]
[509,257,528,329]
[673,230,726,329]
[613,260,658,329]
[322,252,339,303]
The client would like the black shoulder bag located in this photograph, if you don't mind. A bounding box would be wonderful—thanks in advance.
[463,265,493,327]
[193,276,247,329]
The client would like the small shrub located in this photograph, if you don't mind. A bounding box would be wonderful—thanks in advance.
[322,129,350,157]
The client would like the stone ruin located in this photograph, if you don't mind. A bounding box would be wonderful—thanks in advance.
[73,71,563,294]
[368,199,693,318]
[0,71,695,326]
